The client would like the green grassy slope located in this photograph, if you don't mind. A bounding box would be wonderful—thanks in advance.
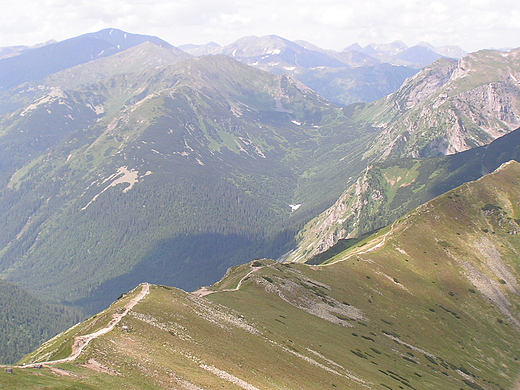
[4,161,520,389]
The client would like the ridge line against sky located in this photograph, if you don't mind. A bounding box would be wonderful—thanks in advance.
[1,0,520,52]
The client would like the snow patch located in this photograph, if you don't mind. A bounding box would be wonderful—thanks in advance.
[81,167,151,210]
[230,105,243,117]
[289,204,302,211]
[88,103,105,115]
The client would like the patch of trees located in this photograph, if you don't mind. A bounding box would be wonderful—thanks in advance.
[0,279,80,364]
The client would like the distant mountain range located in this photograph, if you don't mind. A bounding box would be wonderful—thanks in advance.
[180,37,467,67]
[0,28,519,373]
[2,31,467,106]
[0,28,186,91]
[179,36,467,105]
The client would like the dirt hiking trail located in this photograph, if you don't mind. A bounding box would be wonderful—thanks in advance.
[17,283,150,368]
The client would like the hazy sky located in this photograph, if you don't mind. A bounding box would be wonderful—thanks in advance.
[2,0,520,52]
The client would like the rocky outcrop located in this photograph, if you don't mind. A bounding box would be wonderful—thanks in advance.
[362,49,520,160]
[289,49,520,262]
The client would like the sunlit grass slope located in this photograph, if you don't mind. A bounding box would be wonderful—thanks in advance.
[3,161,520,389]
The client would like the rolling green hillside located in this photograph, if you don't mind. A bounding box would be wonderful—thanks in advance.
[3,161,520,389]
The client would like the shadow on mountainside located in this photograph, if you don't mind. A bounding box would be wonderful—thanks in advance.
[429,127,520,198]
[70,233,254,315]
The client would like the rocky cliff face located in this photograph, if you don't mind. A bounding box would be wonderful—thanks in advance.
[360,49,520,160]
[286,164,394,262]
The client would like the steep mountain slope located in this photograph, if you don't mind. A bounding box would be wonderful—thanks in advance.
[285,48,520,263]
[0,40,191,116]
[0,53,373,314]
[0,28,180,91]
[287,126,520,263]
[4,161,520,389]
[357,49,520,160]
[0,279,79,364]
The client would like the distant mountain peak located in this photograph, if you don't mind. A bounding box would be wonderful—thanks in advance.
[340,42,364,53]
[365,41,408,55]
[0,28,179,90]
[80,28,173,49]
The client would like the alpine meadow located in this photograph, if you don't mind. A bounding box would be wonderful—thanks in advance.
[0,28,520,390]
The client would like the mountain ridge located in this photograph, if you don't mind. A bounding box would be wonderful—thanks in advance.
[284,47,520,263]
[4,161,520,389]
[286,126,520,263]
[2,28,520,373]
[0,28,182,91]
[357,48,520,160]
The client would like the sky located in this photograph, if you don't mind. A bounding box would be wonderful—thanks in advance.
[2,0,520,52]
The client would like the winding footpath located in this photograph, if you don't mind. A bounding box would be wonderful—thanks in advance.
[3,283,150,369]
[193,266,263,297]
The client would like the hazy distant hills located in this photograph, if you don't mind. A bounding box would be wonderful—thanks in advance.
[349,40,463,67]
[182,36,467,67]
[2,32,462,107]
[0,28,184,91]
[181,36,468,105]
[0,40,57,60]
[8,161,520,390]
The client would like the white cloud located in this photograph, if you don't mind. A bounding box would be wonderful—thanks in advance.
[0,0,519,52]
